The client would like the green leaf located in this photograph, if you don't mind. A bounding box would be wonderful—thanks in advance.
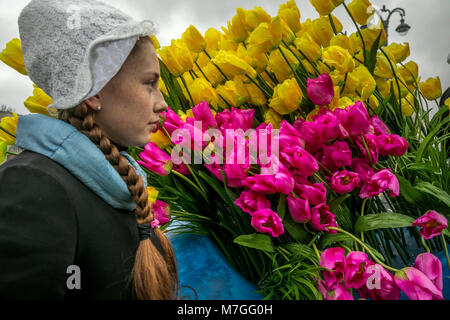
[233,233,276,252]
[283,242,316,259]
[328,194,351,212]
[355,213,415,233]
[414,182,450,208]
[276,194,287,219]
[283,216,310,242]
[397,176,425,205]
[416,117,450,163]
[320,233,354,248]
[0,141,7,163]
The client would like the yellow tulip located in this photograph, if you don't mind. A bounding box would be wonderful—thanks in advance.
[227,8,250,43]
[329,86,341,110]
[204,28,221,51]
[264,108,283,129]
[159,41,190,77]
[375,76,390,98]
[0,113,18,145]
[390,74,409,100]
[244,7,272,31]
[189,78,220,108]
[173,40,195,70]
[268,46,298,78]
[202,62,226,87]
[294,34,321,62]
[218,36,238,52]
[182,25,206,53]
[419,77,442,101]
[24,84,53,116]
[338,96,355,109]
[347,0,373,26]
[309,0,336,16]
[373,51,396,79]
[147,186,159,204]
[0,38,27,75]
[245,82,267,106]
[385,42,410,63]
[330,34,355,55]
[331,0,345,5]
[280,18,296,45]
[367,94,379,112]
[278,0,301,33]
[350,27,387,51]
[269,78,303,115]
[216,78,249,107]
[309,15,343,48]
[235,43,268,74]
[149,35,160,50]
[246,17,282,56]
[397,61,418,85]
[342,71,361,96]
[353,65,376,100]
[401,93,415,117]
[212,51,257,79]
[322,46,355,74]
[151,129,171,149]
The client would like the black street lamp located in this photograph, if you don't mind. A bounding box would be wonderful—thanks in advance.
[362,5,411,45]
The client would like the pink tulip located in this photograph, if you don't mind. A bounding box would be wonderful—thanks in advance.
[319,247,347,290]
[281,145,318,177]
[251,208,284,237]
[394,267,443,300]
[350,158,374,185]
[243,163,295,195]
[278,120,305,151]
[376,134,408,157]
[162,107,185,136]
[192,101,217,129]
[370,116,391,136]
[356,134,379,165]
[357,264,400,300]
[172,162,191,175]
[223,163,251,188]
[344,251,373,289]
[287,195,311,223]
[359,169,399,199]
[412,210,448,240]
[248,122,277,166]
[297,121,325,154]
[216,107,254,132]
[317,280,354,300]
[311,112,340,143]
[322,140,353,168]
[330,170,360,194]
[293,181,327,206]
[138,142,173,176]
[235,191,271,215]
[306,74,335,106]
[151,200,171,226]
[310,203,338,234]
[414,253,443,291]
[335,101,370,136]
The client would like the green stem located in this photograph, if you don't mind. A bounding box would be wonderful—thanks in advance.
[277,46,302,90]
[421,236,431,253]
[312,243,321,260]
[171,169,207,200]
[327,226,399,273]
[360,135,374,167]
[195,61,211,84]
[203,49,230,81]
[0,126,16,138]
[441,234,450,272]
[179,76,195,107]
[245,74,271,98]
[343,3,366,64]
[360,199,369,248]
[328,14,338,35]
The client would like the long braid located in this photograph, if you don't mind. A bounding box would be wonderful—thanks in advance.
[58,103,179,299]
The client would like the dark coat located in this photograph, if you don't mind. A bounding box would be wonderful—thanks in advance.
[0,150,143,299]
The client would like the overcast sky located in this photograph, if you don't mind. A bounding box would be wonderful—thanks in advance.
[0,0,449,115]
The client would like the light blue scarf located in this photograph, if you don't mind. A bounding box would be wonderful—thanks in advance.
[15,114,147,211]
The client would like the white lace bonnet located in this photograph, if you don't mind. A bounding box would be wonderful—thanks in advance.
[18,0,158,113]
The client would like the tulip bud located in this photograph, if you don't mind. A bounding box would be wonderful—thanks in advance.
[0,38,27,75]
[419,77,442,101]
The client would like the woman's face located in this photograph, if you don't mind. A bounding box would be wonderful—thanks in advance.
[85,38,168,148]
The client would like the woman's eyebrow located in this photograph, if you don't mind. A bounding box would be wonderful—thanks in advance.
[143,71,160,78]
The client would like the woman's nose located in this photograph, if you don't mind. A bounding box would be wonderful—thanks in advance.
[154,93,169,113]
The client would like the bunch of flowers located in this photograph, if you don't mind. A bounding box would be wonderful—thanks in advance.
[1,0,449,300]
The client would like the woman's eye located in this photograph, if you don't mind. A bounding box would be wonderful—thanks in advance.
[147,80,158,88]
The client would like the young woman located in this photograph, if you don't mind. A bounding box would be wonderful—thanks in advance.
[0,0,178,299]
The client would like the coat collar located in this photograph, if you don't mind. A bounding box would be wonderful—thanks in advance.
[15,114,147,211]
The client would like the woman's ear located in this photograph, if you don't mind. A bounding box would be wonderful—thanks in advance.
[84,95,102,112]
